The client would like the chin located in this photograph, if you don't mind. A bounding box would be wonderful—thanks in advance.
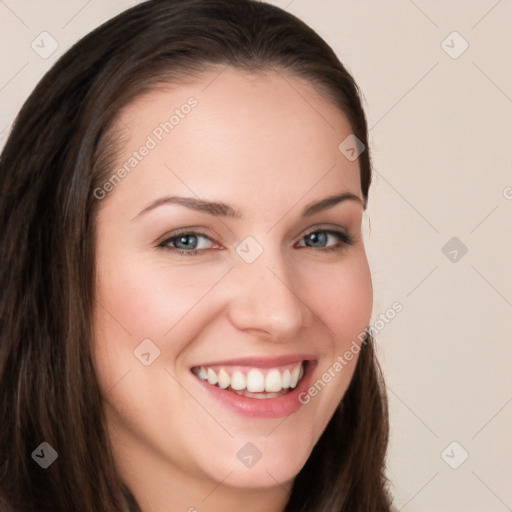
[204,438,311,490]
[217,462,301,490]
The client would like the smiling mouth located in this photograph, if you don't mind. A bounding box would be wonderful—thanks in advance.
[191,361,306,399]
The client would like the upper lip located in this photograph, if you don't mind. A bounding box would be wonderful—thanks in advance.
[191,354,316,369]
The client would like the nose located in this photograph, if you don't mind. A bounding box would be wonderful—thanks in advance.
[227,248,306,341]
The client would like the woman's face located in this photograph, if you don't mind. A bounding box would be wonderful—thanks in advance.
[93,67,372,502]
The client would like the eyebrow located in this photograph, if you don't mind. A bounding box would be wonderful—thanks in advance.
[133,191,363,220]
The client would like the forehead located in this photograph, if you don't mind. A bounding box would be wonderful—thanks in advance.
[102,67,362,217]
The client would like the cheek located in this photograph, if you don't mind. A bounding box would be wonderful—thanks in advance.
[290,251,372,441]
[93,253,230,367]
[300,249,373,343]
[94,247,372,352]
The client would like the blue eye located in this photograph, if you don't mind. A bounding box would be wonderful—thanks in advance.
[158,231,216,256]
[158,228,353,257]
[298,229,354,251]
[168,233,209,251]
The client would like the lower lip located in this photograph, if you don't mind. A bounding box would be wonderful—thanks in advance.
[192,361,317,418]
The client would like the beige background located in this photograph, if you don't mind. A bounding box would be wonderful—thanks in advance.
[1,1,511,510]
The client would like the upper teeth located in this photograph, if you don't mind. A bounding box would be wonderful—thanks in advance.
[193,362,305,393]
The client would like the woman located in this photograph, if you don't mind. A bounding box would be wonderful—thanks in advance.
[0,1,392,510]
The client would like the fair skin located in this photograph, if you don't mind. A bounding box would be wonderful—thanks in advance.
[93,67,373,512]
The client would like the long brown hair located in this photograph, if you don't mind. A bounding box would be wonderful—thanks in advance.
[0,1,391,510]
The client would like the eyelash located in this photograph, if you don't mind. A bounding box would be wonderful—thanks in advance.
[157,228,354,257]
